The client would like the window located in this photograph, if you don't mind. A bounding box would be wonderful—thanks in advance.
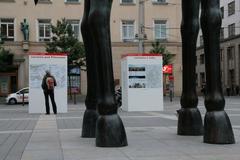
[195,73,198,86]
[65,0,79,3]
[200,72,205,86]
[199,35,203,46]
[228,23,235,37]
[0,18,14,41]
[121,0,134,4]
[239,45,240,62]
[67,20,80,40]
[38,0,51,3]
[228,1,235,16]
[38,19,51,42]
[0,0,15,2]
[227,46,235,60]
[20,88,29,94]
[220,7,224,18]
[220,49,223,61]
[200,54,205,64]
[229,69,235,86]
[154,20,166,40]
[152,0,166,4]
[220,27,224,39]
[121,20,135,41]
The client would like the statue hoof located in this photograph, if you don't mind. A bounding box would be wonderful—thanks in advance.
[204,111,235,144]
[81,109,98,138]
[96,114,128,147]
[177,108,203,135]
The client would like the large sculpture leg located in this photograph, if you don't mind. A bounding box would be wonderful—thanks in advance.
[88,0,127,147]
[200,0,235,144]
[80,0,99,138]
[178,0,203,135]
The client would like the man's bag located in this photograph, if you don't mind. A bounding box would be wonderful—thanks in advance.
[46,77,55,90]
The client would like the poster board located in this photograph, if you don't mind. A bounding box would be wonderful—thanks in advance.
[29,53,68,113]
[121,54,163,111]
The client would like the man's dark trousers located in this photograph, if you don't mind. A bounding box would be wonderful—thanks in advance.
[44,90,57,114]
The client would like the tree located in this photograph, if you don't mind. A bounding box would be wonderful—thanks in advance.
[149,41,175,96]
[0,34,14,72]
[46,19,86,98]
[149,41,175,66]
[46,18,85,67]
[0,34,3,45]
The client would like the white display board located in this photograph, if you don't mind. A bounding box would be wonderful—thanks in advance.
[121,54,163,111]
[29,53,68,113]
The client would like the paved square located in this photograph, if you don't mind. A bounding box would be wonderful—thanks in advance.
[0,96,240,160]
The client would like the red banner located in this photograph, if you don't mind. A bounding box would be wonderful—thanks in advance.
[169,75,174,80]
[70,87,79,94]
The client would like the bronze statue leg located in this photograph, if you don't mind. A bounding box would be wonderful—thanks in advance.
[88,0,127,147]
[81,0,99,138]
[178,0,203,135]
[200,0,235,144]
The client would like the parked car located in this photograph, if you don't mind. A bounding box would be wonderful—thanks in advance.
[6,87,29,104]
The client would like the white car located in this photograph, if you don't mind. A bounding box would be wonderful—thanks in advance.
[6,87,29,104]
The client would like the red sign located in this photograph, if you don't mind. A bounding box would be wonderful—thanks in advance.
[169,75,174,80]
[121,53,162,59]
[163,64,173,74]
[70,87,79,94]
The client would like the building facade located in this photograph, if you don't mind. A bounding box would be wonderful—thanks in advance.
[196,0,240,95]
[0,0,182,96]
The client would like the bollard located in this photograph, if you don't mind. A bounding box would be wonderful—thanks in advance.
[22,92,25,106]
[170,90,173,102]
[74,92,76,104]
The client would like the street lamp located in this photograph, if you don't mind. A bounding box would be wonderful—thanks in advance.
[137,0,147,53]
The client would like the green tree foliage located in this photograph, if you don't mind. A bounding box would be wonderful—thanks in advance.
[0,41,14,72]
[46,19,85,98]
[46,18,85,68]
[0,34,3,45]
[149,41,175,66]
[0,48,13,65]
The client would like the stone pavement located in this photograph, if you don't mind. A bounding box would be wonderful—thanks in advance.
[0,96,240,160]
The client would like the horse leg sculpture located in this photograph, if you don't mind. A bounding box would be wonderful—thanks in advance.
[81,0,99,138]
[200,0,235,144]
[178,0,203,135]
[88,0,128,147]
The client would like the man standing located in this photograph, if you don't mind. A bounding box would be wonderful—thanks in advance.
[41,71,57,114]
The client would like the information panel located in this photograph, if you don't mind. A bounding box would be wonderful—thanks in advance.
[121,54,163,111]
[29,53,68,113]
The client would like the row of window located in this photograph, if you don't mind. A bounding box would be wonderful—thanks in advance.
[0,0,167,4]
[43,0,168,4]
[197,44,240,89]
[199,22,237,46]
[0,0,80,3]
[220,1,236,18]
[0,18,167,42]
[0,18,80,42]
[122,20,167,41]
[221,23,236,39]
[198,45,237,66]
[120,0,167,4]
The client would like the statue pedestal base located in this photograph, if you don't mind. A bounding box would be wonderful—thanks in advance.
[204,111,235,144]
[177,108,203,135]
[81,109,98,138]
[22,41,29,51]
[96,114,128,147]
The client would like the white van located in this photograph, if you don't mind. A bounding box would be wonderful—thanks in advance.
[6,87,29,104]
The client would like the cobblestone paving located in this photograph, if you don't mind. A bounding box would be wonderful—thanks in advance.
[0,96,240,160]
